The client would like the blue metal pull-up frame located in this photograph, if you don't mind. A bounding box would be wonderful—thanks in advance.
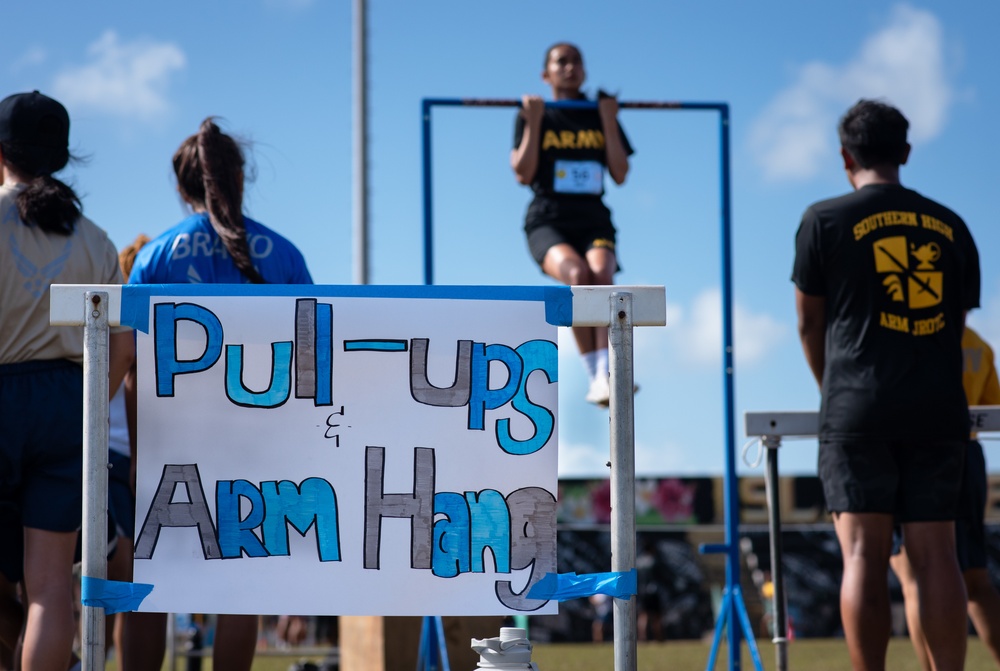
[419,97,759,671]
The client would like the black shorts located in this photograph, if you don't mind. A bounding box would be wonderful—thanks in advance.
[890,440,986,570]
[957,440,988,570]
[818,438,965,522]
[526,223,618,269]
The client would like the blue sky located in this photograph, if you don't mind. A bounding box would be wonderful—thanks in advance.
[7,0,1000,476]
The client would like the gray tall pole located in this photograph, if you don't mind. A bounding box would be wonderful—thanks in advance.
[82,291,110,671]
[352,0,369,285]
[609,291,637,671]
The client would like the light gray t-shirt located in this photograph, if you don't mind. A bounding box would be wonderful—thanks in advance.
[0,182,126,364]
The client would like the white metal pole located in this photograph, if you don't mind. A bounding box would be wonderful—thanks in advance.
[81,291,110,671]
[609,291,637,671]
[352,0,369,285]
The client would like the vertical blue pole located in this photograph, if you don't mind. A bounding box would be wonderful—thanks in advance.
[421,99,434,286]
[719,105,741,670]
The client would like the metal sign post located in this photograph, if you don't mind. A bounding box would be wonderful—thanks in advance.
[81,291,110,671]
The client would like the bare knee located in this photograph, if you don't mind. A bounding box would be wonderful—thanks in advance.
[556,257,593,285]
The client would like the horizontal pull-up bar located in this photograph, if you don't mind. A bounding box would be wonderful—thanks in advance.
[745,406,1000,437]
[421,97,728,112]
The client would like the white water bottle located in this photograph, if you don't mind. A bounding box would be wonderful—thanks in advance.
[470,627,539,670]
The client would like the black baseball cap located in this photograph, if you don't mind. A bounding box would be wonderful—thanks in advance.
[0,91,69,147]
[0,91,70,174]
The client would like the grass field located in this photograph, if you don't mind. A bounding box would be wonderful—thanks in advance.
[164,637,997,671]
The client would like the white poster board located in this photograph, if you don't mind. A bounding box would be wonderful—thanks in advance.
[123,285,564,616]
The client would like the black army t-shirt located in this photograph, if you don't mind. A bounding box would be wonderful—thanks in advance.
[513,103,633,232]
[792,183,980,441]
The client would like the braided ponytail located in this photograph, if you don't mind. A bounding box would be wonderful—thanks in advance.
[173,118,266,283]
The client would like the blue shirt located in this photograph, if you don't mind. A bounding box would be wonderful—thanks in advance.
[129,213,312,285]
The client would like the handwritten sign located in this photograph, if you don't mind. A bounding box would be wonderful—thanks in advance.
[122,285,564,616]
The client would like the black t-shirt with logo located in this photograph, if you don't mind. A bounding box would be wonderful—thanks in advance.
[792,183,980,441]
[513,103,633,233]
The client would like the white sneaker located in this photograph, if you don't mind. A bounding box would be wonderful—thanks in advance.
[586,376,611,407]
[585,377,640,408]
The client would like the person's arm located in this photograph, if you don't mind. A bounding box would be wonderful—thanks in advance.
[108,330,135,400]
[599,96,629,185]
[124,360,138,495]
[795,288,826,387]
[510,95,545,185]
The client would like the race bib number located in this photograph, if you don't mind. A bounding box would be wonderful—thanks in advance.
[553,160,603,195]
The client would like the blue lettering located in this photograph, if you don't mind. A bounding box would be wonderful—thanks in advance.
[432,492,471,578]
[468,490,510,573]
[154,303,224,397]
[225,342,293,408]
[496,340,558,455]
[216,480,268,559]
[468,344,523,431]
[260,478,341,562]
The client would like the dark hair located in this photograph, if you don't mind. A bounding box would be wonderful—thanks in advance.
[1,140,81,235]
[172,117,265,283]
[543,42,583,70]
[838,99,910,169]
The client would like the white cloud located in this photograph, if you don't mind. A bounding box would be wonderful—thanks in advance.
[52,31,186,122]
[749,4,954,182]
[11,46,47,74]
[558,440,609,478]
[667,288,788,367]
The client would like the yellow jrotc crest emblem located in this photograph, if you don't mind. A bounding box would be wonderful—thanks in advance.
[873,236,943,309]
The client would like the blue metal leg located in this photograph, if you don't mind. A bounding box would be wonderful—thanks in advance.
[416,616,450,671]
[733,586,765,671]
[706,590,730,671]
[705,587,764,671]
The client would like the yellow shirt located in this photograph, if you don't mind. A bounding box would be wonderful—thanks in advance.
[963,327,1000,442]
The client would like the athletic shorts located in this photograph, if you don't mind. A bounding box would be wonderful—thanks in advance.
[526,222,619,269]
[0,359,85,532]
[957,440,988,569]
[890,440,986,570]
[818,438,965,522]
[0,501,22,583]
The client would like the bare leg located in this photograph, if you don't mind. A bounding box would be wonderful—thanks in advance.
[901,521,967,671]
[542,244,600,354]
[115,532,167,671]
[120,611,167,671]
[889,548,932,671]
[105,535,132,662]
[213,614,258,671]
[21,527,77,671]
[583,247,616,357]
[832,512,893,671]
[0,573,23,671]
[965,568,1000,668]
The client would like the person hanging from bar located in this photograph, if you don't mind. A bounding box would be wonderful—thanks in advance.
[511,42,634,407]
[0,91,135,671]
[125,116,312,671]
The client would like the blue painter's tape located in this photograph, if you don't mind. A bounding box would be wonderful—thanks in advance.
[543,287,573,326]
[81,576,154,614]
[526,568,637,602]
[121,284,571,333]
